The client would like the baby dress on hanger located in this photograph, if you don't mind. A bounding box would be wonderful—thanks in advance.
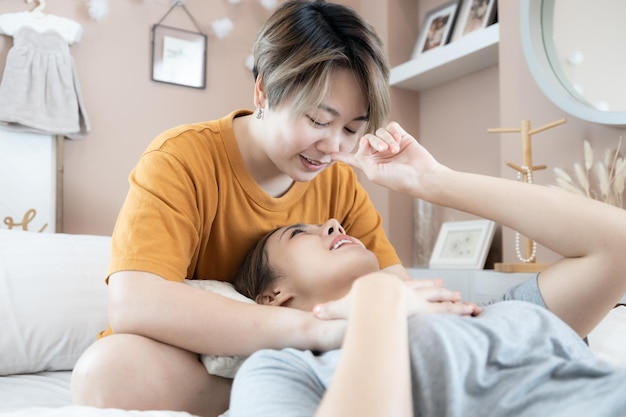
[0,11,90,139]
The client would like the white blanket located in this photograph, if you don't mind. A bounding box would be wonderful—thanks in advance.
[1,406,197,417]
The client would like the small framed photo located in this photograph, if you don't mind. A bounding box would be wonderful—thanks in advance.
[151,24,207,89]
[411,1,459,59]
[451,0,497,42]
[429,219,495,269]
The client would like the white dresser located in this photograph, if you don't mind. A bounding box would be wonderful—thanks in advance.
[0,128,62,233]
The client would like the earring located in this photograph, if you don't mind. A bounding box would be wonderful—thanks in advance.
[256,108,264,120]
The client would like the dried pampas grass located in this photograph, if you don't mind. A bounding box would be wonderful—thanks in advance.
[552,137,625,208]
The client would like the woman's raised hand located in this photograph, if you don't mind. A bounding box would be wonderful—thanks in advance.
[331,122,442,198]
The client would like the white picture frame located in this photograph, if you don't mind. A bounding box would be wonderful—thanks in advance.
[451,0,497,42]
[429,219,495,269]
[411,1,460,59]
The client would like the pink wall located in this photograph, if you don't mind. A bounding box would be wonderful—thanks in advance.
[498,0,626,263]
[0,0,272,236]
[374,0,626,266]
[1,0,625,267]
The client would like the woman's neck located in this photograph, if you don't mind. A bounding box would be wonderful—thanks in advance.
[233,114,294,198]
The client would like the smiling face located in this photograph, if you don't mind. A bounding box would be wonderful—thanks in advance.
[255,219,380,311]
[259,68,369,183]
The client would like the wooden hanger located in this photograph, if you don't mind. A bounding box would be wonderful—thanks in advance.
[27,0,47,16]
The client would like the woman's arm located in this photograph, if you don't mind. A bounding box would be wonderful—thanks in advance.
[314,273,475,417]
[420,166,626,337]
[315,274,412,417]
[108,271,345,355]
[333,122,626,337]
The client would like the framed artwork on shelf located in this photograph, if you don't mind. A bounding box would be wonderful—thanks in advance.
[451,0,497,42]
[411,1,460,59]
[151,24,207,89]
[429,219,495,269]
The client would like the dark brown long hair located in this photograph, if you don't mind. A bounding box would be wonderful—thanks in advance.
[231,227,282,302]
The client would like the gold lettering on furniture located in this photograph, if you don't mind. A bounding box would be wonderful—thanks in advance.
[3,208,48,233]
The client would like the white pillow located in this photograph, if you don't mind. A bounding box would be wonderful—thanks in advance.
[4,229,621,380]
[0,228,254,378]
[588,305,626,368]
[0,229,111,375]
[185,279,254,378]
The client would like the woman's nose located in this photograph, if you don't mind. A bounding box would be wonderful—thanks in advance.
[323,219,345,235]
[316,132,342,155]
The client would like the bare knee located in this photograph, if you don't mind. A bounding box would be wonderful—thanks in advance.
[72,335,119,407]
[71,334,231,417]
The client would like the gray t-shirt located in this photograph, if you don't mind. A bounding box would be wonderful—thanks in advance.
[230,277,626,417]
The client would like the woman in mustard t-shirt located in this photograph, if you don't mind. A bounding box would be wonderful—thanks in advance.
[71,1,419,416]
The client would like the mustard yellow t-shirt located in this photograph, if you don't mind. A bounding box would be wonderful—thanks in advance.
[104,110,400,334]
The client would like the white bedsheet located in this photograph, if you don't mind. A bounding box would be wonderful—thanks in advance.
[0,372,72,412]
[1,306,624,417]
[1,407,197,417]
[0,371,202,417]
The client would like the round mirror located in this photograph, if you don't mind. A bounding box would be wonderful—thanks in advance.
[520,0,626,127]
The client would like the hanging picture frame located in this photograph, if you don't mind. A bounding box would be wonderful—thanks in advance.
[151,24,207,89]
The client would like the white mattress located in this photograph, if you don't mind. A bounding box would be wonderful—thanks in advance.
[1,307,624,417]
[0,372,72,412]
[1,407,197,417]
[0,371,202,417]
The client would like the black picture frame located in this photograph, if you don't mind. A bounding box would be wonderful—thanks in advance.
[151,24,207,89]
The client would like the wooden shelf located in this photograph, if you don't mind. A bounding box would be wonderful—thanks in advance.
[390,23,500,92]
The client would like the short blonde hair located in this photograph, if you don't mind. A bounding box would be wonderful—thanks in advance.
[253,0,390,133]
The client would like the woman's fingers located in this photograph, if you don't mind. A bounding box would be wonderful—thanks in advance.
[313,296,350,320]
[404,278,444,290]
[375,127,400,153]
[315,276,483,321]
[408,286,483,316]
[426,286,461,301]
[360,124,406,155]
[429,301,481,316]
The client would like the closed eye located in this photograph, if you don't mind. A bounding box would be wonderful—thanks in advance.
[280,223,309,241]
[307,115,329,128]
[307,114,361,135]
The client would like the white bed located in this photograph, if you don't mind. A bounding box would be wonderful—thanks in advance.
[0,229,625,417]
[0,372,198,416]
[0,230,248,417]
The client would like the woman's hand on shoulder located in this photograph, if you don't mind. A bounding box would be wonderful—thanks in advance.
[308,315,347,352]
[312,272,481,321]
[403,278,482,317]
[331,121,443,198]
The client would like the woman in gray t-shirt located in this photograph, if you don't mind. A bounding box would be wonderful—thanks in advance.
[230,122,626,417]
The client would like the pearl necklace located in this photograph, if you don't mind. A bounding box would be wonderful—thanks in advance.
[515,166,537,263]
